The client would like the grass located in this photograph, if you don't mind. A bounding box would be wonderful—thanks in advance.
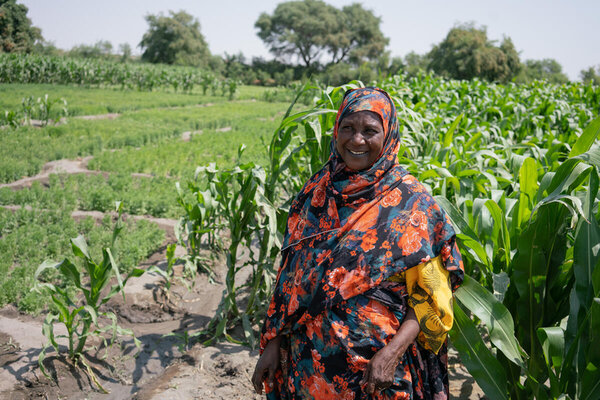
[0,83,294,116]
[0,173,184,218]
[0,207,164,314]
[0,94,287,183]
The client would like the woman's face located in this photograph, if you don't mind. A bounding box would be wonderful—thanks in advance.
[336,110,385,171]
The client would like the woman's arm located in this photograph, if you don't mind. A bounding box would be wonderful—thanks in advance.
[252,335,283,394]
[360,307,420,394]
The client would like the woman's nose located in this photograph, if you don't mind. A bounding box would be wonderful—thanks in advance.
[349,131,366,145]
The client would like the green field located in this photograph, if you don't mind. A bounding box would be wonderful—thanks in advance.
[0,82,291,313]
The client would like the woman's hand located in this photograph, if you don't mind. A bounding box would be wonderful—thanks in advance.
[360,343,401,393]
[252,336,282,395]
[361,307,420,395]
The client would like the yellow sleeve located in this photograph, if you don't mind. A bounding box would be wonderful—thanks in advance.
[405,255,454,354]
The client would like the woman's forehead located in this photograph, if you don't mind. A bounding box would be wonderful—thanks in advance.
[339,110,383,127]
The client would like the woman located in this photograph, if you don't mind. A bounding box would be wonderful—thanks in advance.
[252,87,464,399]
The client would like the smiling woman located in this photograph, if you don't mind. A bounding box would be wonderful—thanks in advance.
[336,110,385,171]
[252,87,464,399]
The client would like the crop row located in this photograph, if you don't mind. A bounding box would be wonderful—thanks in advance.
[0,98,285,183]
[0,54,239,96]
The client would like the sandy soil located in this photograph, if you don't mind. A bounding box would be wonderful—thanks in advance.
[0,157,100,190]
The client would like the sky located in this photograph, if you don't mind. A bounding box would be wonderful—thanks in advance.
[20,0,600,80]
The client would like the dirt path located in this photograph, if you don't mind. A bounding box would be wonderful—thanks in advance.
[0,157,101,190]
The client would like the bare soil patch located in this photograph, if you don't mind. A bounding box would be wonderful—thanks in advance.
[0,156,99,190]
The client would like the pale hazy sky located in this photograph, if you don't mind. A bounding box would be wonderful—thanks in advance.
[20,0,600,80]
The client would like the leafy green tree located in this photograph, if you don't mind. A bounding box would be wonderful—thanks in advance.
[428,23,521,82]
[403,51,431,77]
[118,43,132,62]
[330,3,388,65]
[69,40,113,59]
[255,0,387,69]
[139,10,210,67]
[515,58,569,84]
[580,65,600,85]
[0,0,42,53]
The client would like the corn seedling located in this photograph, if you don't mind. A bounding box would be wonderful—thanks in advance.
[33,202,143,393]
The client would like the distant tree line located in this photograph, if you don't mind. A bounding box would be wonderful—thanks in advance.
[1,0,598,87]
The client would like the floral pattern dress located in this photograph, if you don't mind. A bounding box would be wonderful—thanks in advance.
[259,87,464,399]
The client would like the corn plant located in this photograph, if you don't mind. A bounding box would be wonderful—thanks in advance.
[33,202,143,392]
[175,174,221,281]
[178,146,277,348]
[146,243,179,304]
[20,94,68,126]
[0,110,20,128]
[0,53,238,96]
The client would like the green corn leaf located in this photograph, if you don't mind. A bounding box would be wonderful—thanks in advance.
[71,235,91,260]
[83,305,98,327]
[580,361,600,400]
[42,313,60,351]
[455,275,525,367]
[537,326,565,371]
[434,196,479,240]
[519,157,538,200]
[57,258,82,290]
[106,248,126,302]
[443,113,463,148]
[242,314,256,350]
[572,168,600,306]
[485,199,511,268]
[449,301,508,400]
[568,116,600,158]
[34,259,60,281]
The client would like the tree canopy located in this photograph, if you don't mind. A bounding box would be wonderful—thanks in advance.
[0,0,42,53]
[515,58,569,84]
[428,24,521,82]
[255,0,387,69]
[139,10,210,67]
[580,65,600,85]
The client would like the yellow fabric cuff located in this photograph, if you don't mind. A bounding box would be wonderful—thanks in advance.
[393,256,454,354]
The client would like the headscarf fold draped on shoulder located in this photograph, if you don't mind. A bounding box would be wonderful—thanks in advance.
[261,87,464,349]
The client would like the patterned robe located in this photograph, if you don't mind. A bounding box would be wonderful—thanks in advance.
[260,88,464,399]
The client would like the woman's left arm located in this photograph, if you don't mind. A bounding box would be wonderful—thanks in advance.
[360,307,420,394]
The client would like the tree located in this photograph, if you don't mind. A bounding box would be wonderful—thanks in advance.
[0,0,42,53]
[139,10,210,67]
[255,0,387,69]
[68,40,113,59]
[580,65,600,85]
[428,23,521,82]
[515,59,569,84]
[330,3,388,65]
[118,43,132,62]
[403,51,431,77]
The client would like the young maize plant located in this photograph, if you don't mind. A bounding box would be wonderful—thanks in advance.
[32,202,143,393]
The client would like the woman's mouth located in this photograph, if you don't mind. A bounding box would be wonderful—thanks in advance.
[348,150,367,155]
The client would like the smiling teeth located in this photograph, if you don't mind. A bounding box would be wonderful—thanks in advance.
[349,150,367,155]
